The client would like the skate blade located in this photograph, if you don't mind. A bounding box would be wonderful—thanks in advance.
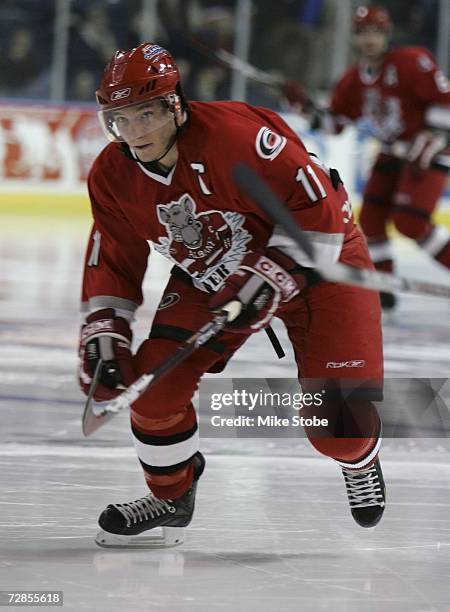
[95,527,184,549]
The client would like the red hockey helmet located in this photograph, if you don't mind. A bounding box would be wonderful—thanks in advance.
[353,6,392,32]
[96,43,183,142]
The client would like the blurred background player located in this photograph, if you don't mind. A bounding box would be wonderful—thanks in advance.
[298,5,450,310]
[78,43,385,547]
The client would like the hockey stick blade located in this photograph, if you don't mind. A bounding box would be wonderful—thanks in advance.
[82,359,117,436]
[82,313,228,437]
[233,162,450,299]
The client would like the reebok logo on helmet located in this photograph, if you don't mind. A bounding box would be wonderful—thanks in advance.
[111,87,132,101]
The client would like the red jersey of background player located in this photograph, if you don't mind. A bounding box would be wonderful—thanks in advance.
[82,100,367,306]
[330,46,450,142]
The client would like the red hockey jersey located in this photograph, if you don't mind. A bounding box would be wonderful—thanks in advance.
[330,47,450,142]
[82,101,369,315]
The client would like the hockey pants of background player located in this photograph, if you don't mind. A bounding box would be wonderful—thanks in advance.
[128,269,384,500]
[359,153,450,274]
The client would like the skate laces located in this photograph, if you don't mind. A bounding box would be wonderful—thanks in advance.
[342,464,385,509]
[113,495,176,527]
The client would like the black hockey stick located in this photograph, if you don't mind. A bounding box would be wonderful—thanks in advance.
[233,162,450,299]
[82,312,228,436]
[81,358,117,436]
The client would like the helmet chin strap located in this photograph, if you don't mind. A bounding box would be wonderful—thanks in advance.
[151,130,178,164]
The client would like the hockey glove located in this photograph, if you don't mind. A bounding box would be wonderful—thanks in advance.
[282,81,311,113]
[78,308,135,401]
[209,249,304,334]
[407,129,448,170]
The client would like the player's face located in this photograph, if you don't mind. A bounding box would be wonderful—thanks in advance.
[112,100,177,162]
[354,27,388,60]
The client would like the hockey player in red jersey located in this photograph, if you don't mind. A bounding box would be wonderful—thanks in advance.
[78,43,385,547]
[306,5,450,309]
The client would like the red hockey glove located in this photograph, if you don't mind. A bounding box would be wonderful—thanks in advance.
[209,249,303,334]
[282,81,310,113]
[281,81,335,132]
[78,308,135,401]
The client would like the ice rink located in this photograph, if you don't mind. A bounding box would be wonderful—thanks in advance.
[2,213,450,611]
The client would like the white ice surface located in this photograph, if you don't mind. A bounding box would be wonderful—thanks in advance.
[1,215,450,611]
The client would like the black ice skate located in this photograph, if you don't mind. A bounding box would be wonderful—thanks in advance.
[95,452,205,548]
[380,291,397,311]
[341,458,386,528]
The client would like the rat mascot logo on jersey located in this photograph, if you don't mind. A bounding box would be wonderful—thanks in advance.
[155,194,252,292]
[362,88,404,141]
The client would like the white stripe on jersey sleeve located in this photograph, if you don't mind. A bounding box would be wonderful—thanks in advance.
[268,225,344,268]
[86,295,139,322]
